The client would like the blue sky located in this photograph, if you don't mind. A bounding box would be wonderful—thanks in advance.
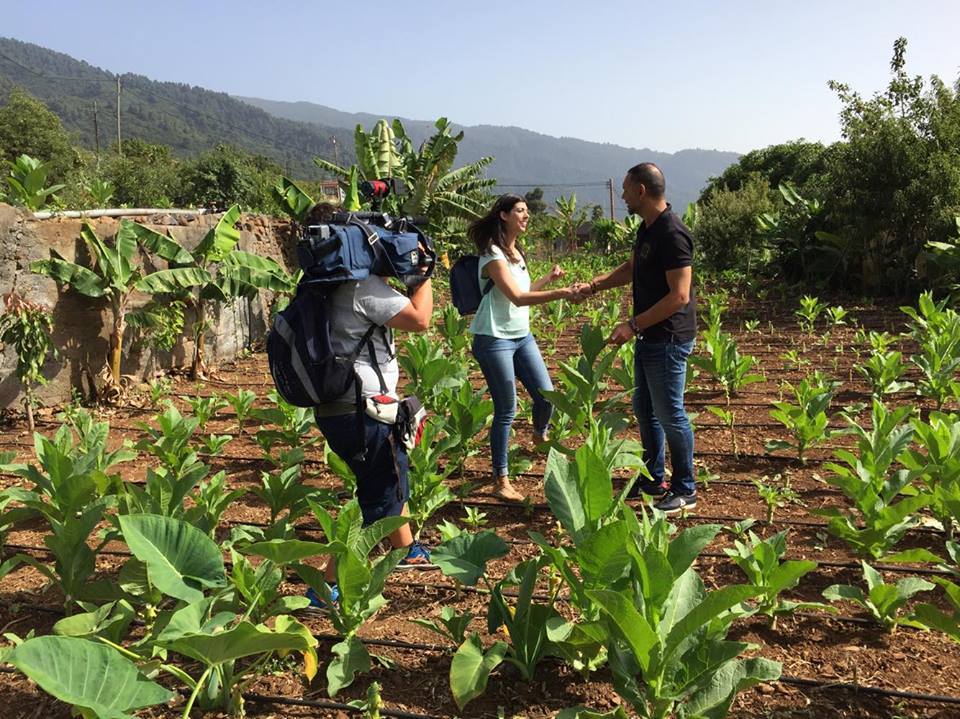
[3,0,958,153]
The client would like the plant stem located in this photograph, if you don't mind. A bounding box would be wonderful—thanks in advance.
[182,665,213,719]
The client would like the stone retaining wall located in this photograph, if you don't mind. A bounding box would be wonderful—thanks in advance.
[0,204,295,408]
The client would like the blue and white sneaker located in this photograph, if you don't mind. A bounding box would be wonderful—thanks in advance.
[396,540,437,571]
[303,582,340,615]
[653,491,697,515]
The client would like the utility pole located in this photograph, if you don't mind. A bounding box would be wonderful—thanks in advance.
[608,178,616,220]
[116,75,123,157]
[332,136,340,168]
[92,101,101,165]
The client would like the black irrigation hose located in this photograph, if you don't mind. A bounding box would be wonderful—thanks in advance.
[245,693,442,719]
[777,675,960,706]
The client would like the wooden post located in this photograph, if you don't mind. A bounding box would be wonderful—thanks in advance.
[116,76,122,156]
[608,178,616,220]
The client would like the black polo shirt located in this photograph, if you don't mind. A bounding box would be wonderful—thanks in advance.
[631,204,697,342]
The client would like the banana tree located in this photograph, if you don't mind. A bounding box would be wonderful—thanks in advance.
[31,219,208,390]
[137,205,296,378]
[315,117,495,235]
[271,176,315,223]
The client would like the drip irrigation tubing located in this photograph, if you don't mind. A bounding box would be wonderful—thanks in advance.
[244,693,441,719]
[776,676,960,705]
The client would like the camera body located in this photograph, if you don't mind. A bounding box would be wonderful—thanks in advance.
[299,213,436,288]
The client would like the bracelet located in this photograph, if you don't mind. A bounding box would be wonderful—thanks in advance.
[590,280,599,294]
[628,317,641,336]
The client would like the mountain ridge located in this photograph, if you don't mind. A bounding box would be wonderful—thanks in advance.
[0,36,739,210]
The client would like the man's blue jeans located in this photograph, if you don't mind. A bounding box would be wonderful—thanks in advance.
[472,332,554,477]
[633,338,696,495]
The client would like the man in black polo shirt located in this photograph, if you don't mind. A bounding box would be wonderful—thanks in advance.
[581,162,697,513]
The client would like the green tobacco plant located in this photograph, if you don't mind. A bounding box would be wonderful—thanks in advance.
[225,388,257,435]
[251,464,329,538]
[795,295,827,333]
[4,154,64,210]
[541,324,630,450]
[0,292,58,430]
[689,323,763,403]
[406,418,456,537]
[185,392,228,431]
[858,349,914,399]
[411,606,474,646]
[31,219,207,388]
[752,474,801,525]
[2,418,134,610]
[823,561,933,633]
[398,333,468,412]
[436,302,471,356]
[588,510,780,719]
[450,557,563,709]
[817,400,928,560]
[765,372,839,464]
[252,390,319,456]
[901,292,960,411]
[441,382,493,475]
[432,529,509,588]
[724,529,828,627]
[913,578,960,643]
[901,412,960,541]
[281,500,408,696]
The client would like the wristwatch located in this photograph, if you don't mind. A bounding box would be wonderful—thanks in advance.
[628,317,641,336]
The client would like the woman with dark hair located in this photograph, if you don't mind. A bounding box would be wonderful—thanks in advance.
[468,194,581,501]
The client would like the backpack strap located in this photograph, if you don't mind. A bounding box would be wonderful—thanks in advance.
[482,278,494,296]
[348,216,397,277]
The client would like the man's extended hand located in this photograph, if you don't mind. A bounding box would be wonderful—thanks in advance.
[607,321,635,346]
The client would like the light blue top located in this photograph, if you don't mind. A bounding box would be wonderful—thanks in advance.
[469,244,531,339]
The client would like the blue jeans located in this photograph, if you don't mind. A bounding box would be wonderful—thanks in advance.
[472,333,554,476]
[314,412,409,525]
[633,338,696,495]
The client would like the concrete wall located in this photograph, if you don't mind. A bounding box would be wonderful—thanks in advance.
[0,204,296,408]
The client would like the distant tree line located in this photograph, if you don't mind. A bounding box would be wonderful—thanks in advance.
[693,38,960,296]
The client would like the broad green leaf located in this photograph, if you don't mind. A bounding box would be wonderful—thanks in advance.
[194,204,242,262]
[118,514,225,602]
[544,448,586,538]
[684,656,782,718]
[667,524,722,578]
[243,539,336,564]
[135,266,210,294]
[327,635,370,696]
[432,530,509,586]
[9,636,173,719]
[121,220,193,263]
[450,634,507,710]
[587,589,657,673]
[662,584,758,661]
[164,620,314,666]
[30,257,107,298]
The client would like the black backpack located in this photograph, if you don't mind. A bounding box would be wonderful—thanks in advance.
[267,281,388,409]
[449,255,494,315]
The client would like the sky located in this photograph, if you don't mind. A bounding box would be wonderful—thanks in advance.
[2,0,958,154]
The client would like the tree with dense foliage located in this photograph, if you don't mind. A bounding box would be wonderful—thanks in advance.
[98,139,179,208]
[174,144,284,213]
[0,88,79,182]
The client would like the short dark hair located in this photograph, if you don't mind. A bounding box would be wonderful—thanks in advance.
[626,162,665,198]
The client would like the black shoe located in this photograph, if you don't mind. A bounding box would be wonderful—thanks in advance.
[653,491,697,514]
[627,477,669,500]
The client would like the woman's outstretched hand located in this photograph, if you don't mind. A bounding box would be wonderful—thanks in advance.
[547,264,565,282]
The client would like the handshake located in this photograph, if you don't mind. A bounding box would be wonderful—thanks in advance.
[564,281,595,304]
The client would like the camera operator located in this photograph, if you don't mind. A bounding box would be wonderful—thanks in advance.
[305,229,436,610]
